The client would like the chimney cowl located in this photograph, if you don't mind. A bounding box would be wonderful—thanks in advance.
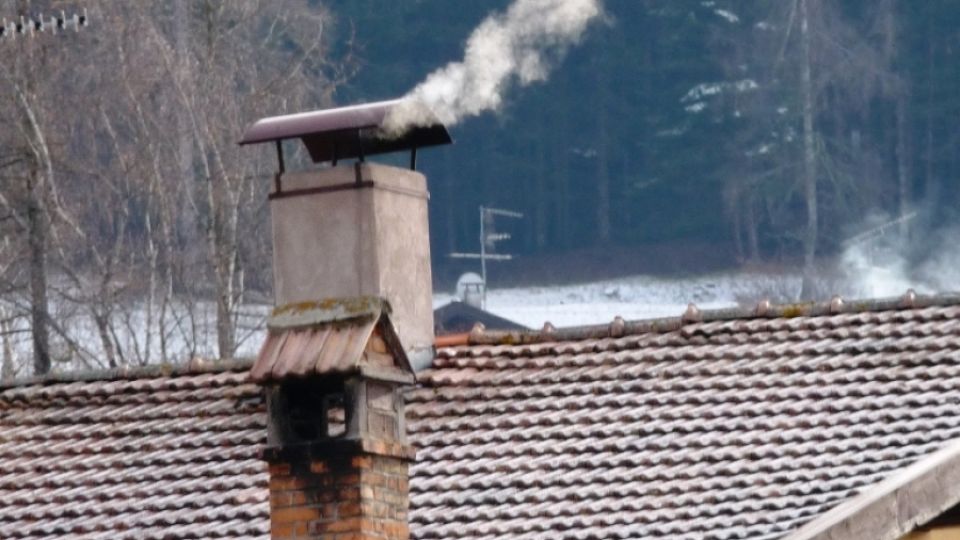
[239,98,452,167]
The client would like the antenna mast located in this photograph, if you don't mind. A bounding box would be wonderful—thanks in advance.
[449,206,524,308]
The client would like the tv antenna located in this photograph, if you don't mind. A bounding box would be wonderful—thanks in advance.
[449,206,523,308]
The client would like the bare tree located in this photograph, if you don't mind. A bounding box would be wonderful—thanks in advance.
[798,0,818,296]
[0,0,346,375]
[713,0,899,294]
[0,0,68,374]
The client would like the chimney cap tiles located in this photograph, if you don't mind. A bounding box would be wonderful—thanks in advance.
[252,296,414,384]
[239,98,452,164]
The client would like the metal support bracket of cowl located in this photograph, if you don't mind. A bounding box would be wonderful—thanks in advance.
[274,139,286,194]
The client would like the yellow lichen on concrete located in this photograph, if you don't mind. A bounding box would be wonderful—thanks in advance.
[271,296,381,318]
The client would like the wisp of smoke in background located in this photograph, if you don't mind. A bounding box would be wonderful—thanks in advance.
[386,0,603,133]
[840,211,960,298]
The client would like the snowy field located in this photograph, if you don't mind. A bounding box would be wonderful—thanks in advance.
[4,270,804,375]
[6,251,951,376]
[434,271,805,329]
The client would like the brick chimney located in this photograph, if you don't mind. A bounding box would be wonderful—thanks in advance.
[253,298,417,540]
[241,100,451,540]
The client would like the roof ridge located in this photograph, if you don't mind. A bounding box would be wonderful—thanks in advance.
[0,358,255,390]
[465,290,960,346]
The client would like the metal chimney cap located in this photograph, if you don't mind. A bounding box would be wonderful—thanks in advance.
[239,99,452,164]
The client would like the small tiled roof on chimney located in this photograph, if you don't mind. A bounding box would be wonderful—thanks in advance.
[252,296,413,383]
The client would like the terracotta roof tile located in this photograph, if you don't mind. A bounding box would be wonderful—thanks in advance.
[2,297,960,538]
[408,300,960,539]
[0,364,269,539]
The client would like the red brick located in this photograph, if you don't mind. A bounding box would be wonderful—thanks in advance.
[270,475,309,491]
[270,463,292,476]
[338,501,362,518]
[270,492,290,509]
[351,456,373,469]
[324,517,362,533]
[364,472,389,487]
[339,486,361,501]
[334,473,361,486]
[272,506,323,525]
[269,449,411,539]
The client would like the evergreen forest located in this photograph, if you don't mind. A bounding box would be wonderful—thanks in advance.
[333,0,960,287]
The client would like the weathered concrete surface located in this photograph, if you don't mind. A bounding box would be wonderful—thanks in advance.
[784,438,960,540]
[270,163,434,360]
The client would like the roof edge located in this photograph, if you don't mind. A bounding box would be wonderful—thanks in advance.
[782,437,960,540]
[466,291,960,345]
[0,358,255,390]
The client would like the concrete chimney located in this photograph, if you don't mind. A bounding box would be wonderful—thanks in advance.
[240,99,453,367]
[269,163,434,363]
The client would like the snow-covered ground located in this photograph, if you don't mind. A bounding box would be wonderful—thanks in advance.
[434,271,804,329]
[5,270,805,375]
[9,254,946,375]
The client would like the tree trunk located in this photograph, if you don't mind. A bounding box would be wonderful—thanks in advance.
[799,0,818,299]
[746,196,760,262]
[1,312,13,381]
[595,38,612,245]
[27,172,51,375]
[211,212,236,359]
[94,310,117,368]
[924,31,937,206]
[175,0,197,235]
[534,114,548,251]
[896,91,911,238]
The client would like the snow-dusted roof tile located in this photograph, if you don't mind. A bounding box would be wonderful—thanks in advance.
[3,295,960,539]
[0,364,270,539]
[408,298,960,539]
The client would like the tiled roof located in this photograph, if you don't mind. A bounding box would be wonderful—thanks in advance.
[407,295,960,540]
[3,295,960,539]
[0,362,270,540]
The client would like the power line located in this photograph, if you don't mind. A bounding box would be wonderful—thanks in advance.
[0,9,88,40]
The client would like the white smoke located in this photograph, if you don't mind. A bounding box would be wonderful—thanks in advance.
[385,0,603,133]
[841,242,920,298]
[839,212,960,298]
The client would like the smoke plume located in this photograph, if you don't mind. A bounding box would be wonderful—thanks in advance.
[838,211,960,299]
[385,0,603,133]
